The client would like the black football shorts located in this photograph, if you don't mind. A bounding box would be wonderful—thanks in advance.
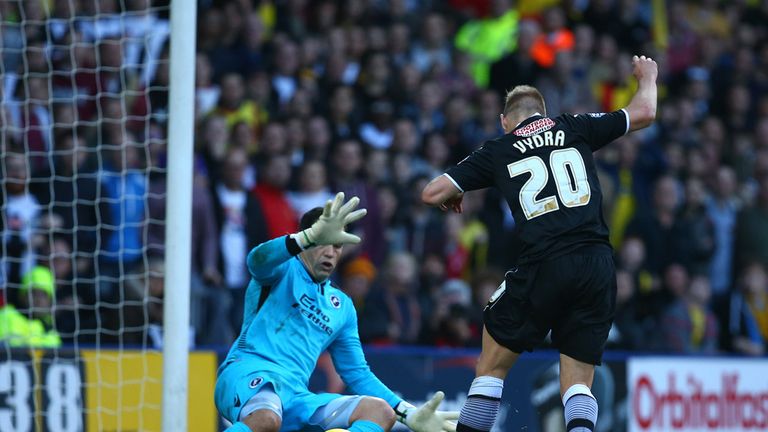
[483,250,616,365]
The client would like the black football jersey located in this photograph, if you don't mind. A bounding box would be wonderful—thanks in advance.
[446,110,629,265]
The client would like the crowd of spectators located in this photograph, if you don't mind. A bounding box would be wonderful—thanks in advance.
[1,0,768,357]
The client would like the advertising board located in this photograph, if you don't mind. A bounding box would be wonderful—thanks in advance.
[628,357,768,431]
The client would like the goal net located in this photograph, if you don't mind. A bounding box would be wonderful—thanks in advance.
[0,0,197,430]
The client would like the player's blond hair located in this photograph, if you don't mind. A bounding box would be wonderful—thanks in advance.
[503,85,546,118]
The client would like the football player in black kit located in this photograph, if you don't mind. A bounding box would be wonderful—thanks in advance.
[422,55,658,432]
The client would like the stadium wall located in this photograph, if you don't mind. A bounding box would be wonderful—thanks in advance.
[1,349,218,432]
[1,348,766,432]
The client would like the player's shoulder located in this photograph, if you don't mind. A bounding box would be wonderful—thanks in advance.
[551,112,606,135]
[458,137,503,163]
[326,282,354,310]
[326,281,347,296]
[559,110,627,124]
[286,257,308,278]
[553,112,587,127]
[477,135,505,150]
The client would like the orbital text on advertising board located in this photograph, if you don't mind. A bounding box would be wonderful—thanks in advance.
[628,357,768,431]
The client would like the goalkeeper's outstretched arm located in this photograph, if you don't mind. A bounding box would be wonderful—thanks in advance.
[246,192,366,283]
[329,308,458,432]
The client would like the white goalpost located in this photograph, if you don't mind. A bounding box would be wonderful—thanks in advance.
[162,0,196,430]
[0,0,197,430]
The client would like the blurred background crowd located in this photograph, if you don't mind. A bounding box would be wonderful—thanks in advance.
[1,0,768,357]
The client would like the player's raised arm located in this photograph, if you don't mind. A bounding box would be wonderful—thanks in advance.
[297,191,367,247]
[568,55,658,151]
[624,55,658,132]
[246,192,366,282]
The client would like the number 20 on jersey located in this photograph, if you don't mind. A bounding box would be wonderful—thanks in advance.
[507,148,591,220]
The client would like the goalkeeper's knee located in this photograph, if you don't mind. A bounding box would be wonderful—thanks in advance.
[353,397,396,430]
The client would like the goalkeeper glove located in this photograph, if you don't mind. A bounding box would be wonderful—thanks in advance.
[296,192,367,248]
[395,391,459,432]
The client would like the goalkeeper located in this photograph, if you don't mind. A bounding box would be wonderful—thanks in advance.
[215,192,458,432]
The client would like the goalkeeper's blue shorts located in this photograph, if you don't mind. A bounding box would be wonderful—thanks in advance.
[215,358,348,431]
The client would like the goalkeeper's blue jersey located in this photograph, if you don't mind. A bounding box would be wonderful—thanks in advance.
[220,236,401,407]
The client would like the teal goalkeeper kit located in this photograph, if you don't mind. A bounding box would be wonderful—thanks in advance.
[214,236,401,429]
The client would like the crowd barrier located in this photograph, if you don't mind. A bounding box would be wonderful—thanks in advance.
[1,348,766,431]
